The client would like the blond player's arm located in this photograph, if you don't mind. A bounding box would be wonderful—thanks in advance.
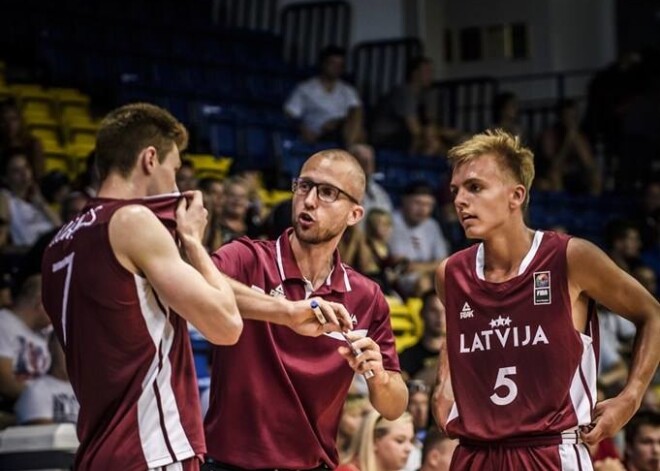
[110,203,242,345]
[567,238,660,443]
[432,258,454,432]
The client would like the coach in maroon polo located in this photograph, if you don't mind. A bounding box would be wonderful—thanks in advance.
[203,150,408,470]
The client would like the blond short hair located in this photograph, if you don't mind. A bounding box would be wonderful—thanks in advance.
[447,129,535,210]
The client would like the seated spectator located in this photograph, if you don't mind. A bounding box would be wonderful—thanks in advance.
[0,275,51,414]
[492,92,526,142]
[419,427,458,471]
[371,57,459,155]
[535,99,601,195]
[0,153,61,250]
[398,291,445,380]
[633,265,658,299]
[338,394,373,463]
[633,180,660,250]
[176,158,197,192]
[624,410,660,471]
[390,181,450,298]
[361,208,408,296]
[198,177,225,252]
[606,220,643,273]
[284,45,365,146]
[350,144,393,217]
[0,101,44,179]
[404,380,431,471]
[40,170,72,217]
[337,410,415,471]
[14,334,79,425]
[217,177,254,245]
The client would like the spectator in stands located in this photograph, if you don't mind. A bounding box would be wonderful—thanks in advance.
[361,208,409,296]
[419,427,457,471]
[216,176,254,244]
[398,291,445,379]
[198,177,224,252]
[0,275,51,414]
[606,220,643,273]
[634,181,660,250]
[404,380,431,471]
[624,410,660,471]
[337,410,415,471]
[0,153,61,250]
[390,181,449,298]
[371,56,459,156]
[284,45,365,146]
[492,92,525,142]
[633,265,658,299]
[176,158,197,192]
[74,151,101,198]
[14,334,79,425]
[0,101,44,179]
[536,99,601,195]
[40,170,71,215]
[337,394,372,463]
[350,144,393,217]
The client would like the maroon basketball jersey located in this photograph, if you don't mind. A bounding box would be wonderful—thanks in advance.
[442,231,598,441]
[41,194,205,470]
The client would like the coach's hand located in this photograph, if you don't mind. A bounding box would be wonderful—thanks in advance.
[338,333,388,386]
[580,394,638,445]
[176,191,208,245]
[285,297,352,337]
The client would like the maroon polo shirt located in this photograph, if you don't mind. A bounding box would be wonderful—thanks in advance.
[204,229,399,469]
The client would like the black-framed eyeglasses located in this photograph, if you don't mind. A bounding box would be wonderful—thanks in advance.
[292,177,360,204]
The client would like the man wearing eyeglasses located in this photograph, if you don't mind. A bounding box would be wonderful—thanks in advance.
[203,149,408,471]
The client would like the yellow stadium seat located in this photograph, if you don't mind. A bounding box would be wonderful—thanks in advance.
[44,156,69,174]
[387,295,424,352]
[11,84,55,118]
[64,119,98,145]
[25,115,61,145]
[67,143,96,177]
[187,154,233,180]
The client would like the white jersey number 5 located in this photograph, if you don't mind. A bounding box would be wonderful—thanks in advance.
[490,366,518,406]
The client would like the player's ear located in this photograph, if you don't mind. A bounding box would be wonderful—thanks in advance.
[139,146,158,175]
[346,204,365,227]
[510,184,526,210]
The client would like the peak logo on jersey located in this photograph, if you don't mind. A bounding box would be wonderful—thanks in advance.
[269,284,286,298]
[460,302,474,319]
[460,316,549,353]
[533,271,551,305]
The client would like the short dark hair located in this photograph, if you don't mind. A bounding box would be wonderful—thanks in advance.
[626,409,660,447]
[421,427,450,464]
[96,103,188,181]
[318,45,346,65]
[406,56,432,81]
[403,180,436,197]
[605,219,640,249]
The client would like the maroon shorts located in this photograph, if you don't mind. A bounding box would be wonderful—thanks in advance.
[451,442,593,470]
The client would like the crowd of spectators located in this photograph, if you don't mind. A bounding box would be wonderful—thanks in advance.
[0,42,658,471]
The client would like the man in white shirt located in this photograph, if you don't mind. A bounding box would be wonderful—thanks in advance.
[15,334,79,425]
[284,45,365,146]
[0,275,52,413]
[390,181,449,297]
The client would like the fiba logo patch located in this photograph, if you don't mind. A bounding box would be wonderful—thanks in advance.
[533,271,551,305]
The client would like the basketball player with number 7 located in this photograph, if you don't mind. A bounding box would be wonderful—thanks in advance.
[432,130,660,470]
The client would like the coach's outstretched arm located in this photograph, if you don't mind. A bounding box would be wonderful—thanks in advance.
[567,238,660,445]
[110,193,242,345]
